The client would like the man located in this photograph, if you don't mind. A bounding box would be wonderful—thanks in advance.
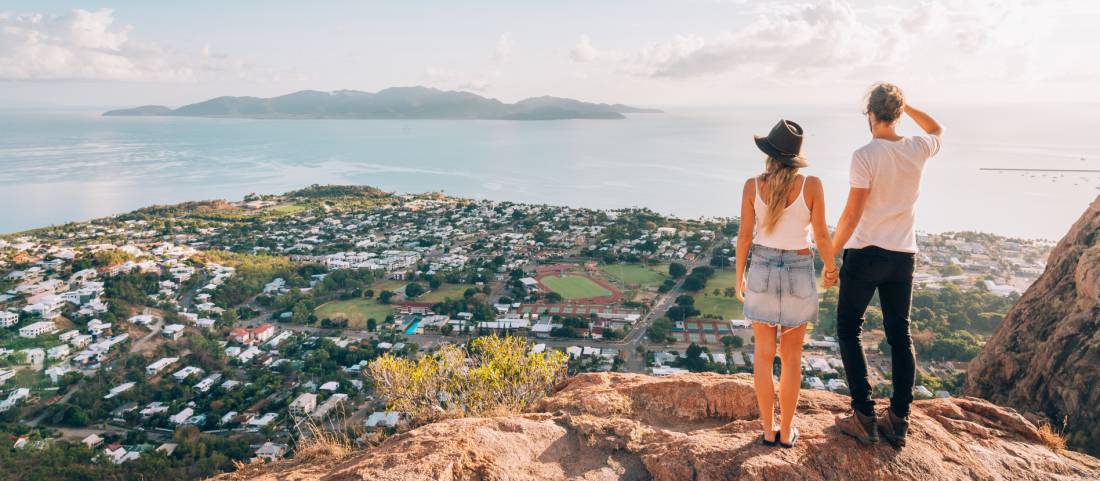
[831,83,944,448]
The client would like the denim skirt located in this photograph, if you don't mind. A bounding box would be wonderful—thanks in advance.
[744,244,818,328]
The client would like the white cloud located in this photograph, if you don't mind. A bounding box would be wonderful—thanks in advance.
[574,0,1055,83]
[570,35,600,63]
[0,8,267,82]
[493,33,515,63]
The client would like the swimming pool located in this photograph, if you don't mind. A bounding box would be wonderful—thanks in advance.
[404,320,421,335]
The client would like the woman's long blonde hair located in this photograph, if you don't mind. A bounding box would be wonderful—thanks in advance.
[758,157,800,233]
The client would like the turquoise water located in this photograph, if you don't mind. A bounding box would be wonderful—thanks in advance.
[1,106,1098,238]
[404,320,420,335]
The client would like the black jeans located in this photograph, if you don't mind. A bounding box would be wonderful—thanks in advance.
[836,246,916,418]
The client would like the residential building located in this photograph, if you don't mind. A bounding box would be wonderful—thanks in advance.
[145,357,179,376]
[81,433,104,448]
[169,407,194,425]
[254,442,288,462]
[161,324,185,340]
[103,382,136,399]
[0,310,17,328]
[172,366,204,382]
[0,388,31,412]
[19,320,57,338]
[46,344,70,359]
[288,393,318,416]
[364,411,400,428]
[250,323,275,343]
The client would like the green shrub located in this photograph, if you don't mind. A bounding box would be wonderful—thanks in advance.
[367,336,568,424]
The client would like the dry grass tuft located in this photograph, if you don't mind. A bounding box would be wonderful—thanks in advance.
[294,420,356,463]
[1036,416,1068,451]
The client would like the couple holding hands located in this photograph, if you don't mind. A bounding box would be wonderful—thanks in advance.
[733,82,944,450]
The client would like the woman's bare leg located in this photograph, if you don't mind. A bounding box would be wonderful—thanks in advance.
[778,323,808,443]
[753,322,779,441]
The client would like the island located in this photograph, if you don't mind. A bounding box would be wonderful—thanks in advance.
[103,87,663,121]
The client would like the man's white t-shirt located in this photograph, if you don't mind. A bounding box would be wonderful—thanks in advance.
[845,135,942,254]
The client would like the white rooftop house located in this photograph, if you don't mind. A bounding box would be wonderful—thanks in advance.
[193,373,222,392]
[169,407,195,425]
[263,278,287,294]
[19,320,57,338]
[161,324,186,340]
[247,412,279,427]
[0,311,18,328]
[0,388,31,412]
[145,357,180,376]
[172,366,204,382]
[311,393,348,420]
[254,442,288,462]
[128,314,158,326]
[288,393,318,416]
[365,411,401,428]
[104,382,136,399]
[81,433,104,448]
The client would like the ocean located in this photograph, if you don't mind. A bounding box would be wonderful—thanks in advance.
[1,105,1097,239]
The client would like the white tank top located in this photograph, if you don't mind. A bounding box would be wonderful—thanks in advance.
[752,176,812,250]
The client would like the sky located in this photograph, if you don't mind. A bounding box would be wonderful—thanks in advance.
[1,0,1098,108]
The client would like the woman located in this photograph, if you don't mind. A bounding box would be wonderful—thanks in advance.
[734,119,838,448]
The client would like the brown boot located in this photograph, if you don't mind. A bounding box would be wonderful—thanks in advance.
[877,408,909,448]
[836,410,879,445]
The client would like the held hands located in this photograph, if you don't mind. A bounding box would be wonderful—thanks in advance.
[736,276,746,302]
[822,264,839,289]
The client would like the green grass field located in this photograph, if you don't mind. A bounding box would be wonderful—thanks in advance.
[695,269,745,319]
[269,203,308,215]
[416,283,476,303]
[315,299,393,328]
[374,280,407,292]
[599,264,669,289]
[541,275,612,300]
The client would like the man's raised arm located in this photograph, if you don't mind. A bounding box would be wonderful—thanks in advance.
[904,104,943,137]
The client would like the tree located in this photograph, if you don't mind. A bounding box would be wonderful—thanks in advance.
[545,292,564,303]
[405,283,426,298]
[675,295,695,307]
[666,304,699,321]
[221,308,239,326]
[291,303,310,324]
[366,318,377,332]
[682,275,706,292]
[378,290,396,304]
[669,262,687,278]
[647,318,673,343]
[658,279,675,293]
[721,335,744,349]
[691,266,715,278]
[939,264,964,277]
[683,343,707,372]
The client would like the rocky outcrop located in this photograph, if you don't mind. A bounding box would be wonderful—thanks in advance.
[225,373,1100,481]
[966,195,1100,451]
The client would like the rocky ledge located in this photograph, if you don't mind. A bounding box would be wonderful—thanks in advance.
[222,372,1100,481]
[966,195,1100,450]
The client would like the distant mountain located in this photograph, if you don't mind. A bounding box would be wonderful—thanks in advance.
[102,105,173,116]
[102,87,662,120]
